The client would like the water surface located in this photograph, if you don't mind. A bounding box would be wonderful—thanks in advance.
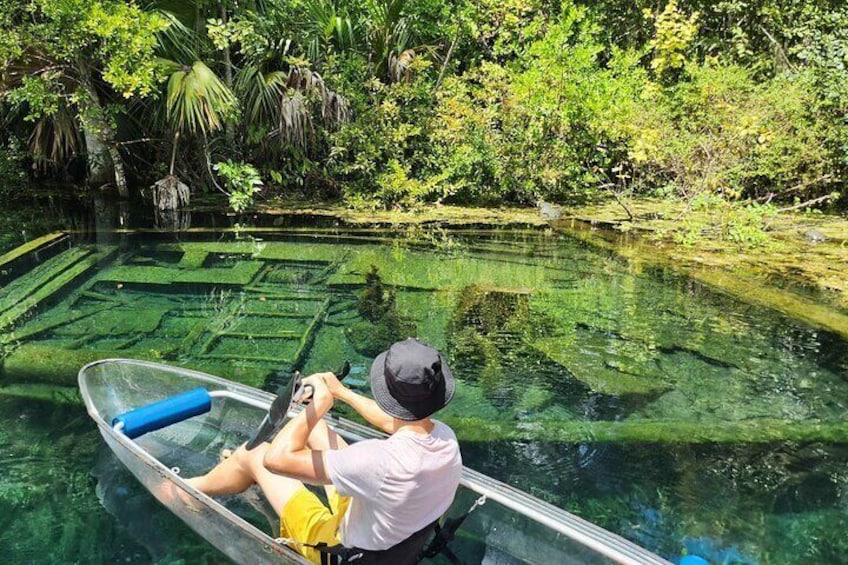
[1,220,846,564]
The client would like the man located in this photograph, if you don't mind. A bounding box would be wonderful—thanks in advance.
[186,338,463,564]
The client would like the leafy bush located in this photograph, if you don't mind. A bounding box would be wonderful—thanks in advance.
[213,160,264,212]
[613,62,833,204]
[427,5,648,205]
[329,75,438,208]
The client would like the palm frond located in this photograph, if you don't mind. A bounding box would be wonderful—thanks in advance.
[388,48,415,83]
[267,67,350,148]
[155,10,201,63]
[303,0,357,49]
[236,65,287,126]
[28,102,83,171]
[165,61,236,135]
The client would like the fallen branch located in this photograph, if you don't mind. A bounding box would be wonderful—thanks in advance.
[114,137,161,147]
[755,174,835,202]
[434,29,460,92]
[759,25,798,73]
[776,193,837,213]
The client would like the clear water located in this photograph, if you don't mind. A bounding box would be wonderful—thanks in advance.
[1,219,847,564]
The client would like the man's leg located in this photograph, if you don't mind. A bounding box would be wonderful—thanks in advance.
[186,442,303,516]
[305,419,348,506]
[307,418,348,452]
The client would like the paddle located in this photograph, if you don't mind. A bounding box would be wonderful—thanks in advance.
[246,361,351,450]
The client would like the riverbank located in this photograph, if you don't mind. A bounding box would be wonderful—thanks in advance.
[255,198,848,338]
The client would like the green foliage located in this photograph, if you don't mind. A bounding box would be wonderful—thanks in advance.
[0,0,167,190]
[5,76,62,123]
[2,0,848,217]
[83,1,167,97]
[1,0,165,102]
[213,160,264,212]
[666,195,777,248]
[647,0,699,78]
[426,6,647,205]
[472,0,552,60]
[329,76,437,207]
[614,62,834,204]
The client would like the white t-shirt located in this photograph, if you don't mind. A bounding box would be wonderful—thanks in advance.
[324,420,462,551]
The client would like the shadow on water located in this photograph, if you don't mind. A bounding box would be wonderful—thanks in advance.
[1,191,847,563]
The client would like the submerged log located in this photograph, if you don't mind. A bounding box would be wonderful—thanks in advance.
[0,247,117,331]
[0,344,148,386]
[0,383,81,405]
[0,232,67,270]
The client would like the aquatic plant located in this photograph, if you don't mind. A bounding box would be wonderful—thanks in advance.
[349,265,415,355]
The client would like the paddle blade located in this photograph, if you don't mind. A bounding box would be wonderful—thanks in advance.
[245,414,274,450]
[246,379,297,450]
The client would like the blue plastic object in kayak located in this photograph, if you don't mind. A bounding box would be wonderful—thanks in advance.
[112,387,212,439]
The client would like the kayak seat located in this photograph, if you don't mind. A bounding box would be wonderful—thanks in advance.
[315,519,438,565]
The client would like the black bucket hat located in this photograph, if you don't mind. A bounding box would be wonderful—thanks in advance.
[370,338,456,421]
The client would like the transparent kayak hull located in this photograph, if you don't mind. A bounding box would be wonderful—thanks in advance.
[79,359,671,565]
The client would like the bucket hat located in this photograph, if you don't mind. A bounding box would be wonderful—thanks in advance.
[370,338,455,421]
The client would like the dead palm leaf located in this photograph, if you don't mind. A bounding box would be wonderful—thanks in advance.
[151,174,190,210]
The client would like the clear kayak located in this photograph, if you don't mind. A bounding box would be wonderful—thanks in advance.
[79,359,672,565]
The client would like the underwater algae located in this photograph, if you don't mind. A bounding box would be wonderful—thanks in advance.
[2,233,845,436]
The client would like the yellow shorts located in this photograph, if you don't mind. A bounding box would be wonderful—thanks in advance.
[280,486,351,564]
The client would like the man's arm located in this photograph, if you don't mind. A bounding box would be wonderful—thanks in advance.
[263,374,334,485]
[334,387,394,434]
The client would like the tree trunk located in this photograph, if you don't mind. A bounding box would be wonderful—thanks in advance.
[220,2,234,140]
[79,75,129,198]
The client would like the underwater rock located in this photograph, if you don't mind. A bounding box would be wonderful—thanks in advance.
[537,200,563,220]
[803,228,827,243]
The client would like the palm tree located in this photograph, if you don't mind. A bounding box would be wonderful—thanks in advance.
[151,59,237,209]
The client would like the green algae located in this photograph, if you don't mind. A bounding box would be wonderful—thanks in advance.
[0,225,843,565]
[328,247,553,291]
[256,200,546,228]
[100,261,263,286]
[555,204,848,338]
[0,304,113,345]
[51,307,168,337]
[159,240,344,263]
[0,247,92,315]
[0,344,151,385]
[532,336,671,396]
[177,249,208,268]
[393,290,454,351]
[0,232,66,269]
[0,383,80,404]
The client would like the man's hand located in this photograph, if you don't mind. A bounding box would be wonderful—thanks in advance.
[299,373,335,414]
[306,371,348,399]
